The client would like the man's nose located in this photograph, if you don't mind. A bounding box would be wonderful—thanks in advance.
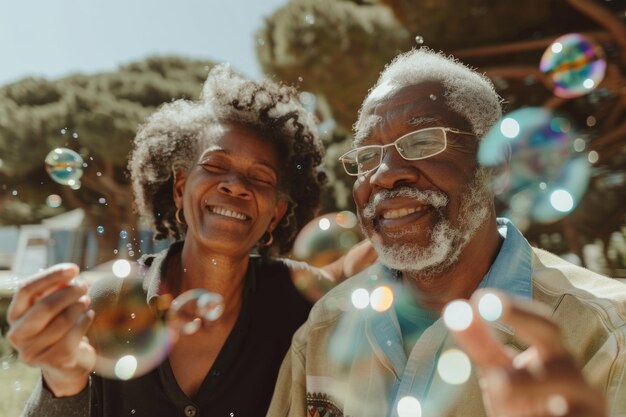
[369,146,420,189]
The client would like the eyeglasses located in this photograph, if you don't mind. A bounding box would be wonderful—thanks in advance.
[339,127,475,176]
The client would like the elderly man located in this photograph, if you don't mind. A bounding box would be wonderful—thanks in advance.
[268,49,626,417]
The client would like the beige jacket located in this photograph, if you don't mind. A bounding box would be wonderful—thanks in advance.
[267,248,626,417]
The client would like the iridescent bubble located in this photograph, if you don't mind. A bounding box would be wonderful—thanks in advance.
[86,268,224,381]
[550,189,574,212]
[397,396,422,417]
[370,286,394,312]
[46,194,62,208]
[443,300,473,331]
[120,230,128,239]
[318,218,331,231]
[335,211,358,229]
[540,33,606,98]
[44,148,84,186]
[477,293,503,322]
[351,288,370,309]
[415,35,424,45]
[86,274,172,380]
[167,289,225,335]
[479,107,591,225]
[291,211,363,299]
[437,349,472,385]
[293,212,363,267]
[112,259,132,278]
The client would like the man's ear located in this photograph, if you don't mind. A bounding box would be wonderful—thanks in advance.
[268,198,289,232]
[173,169,187,209]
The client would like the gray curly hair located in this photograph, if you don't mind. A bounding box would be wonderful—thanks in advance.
[354,48,502,144]
[128,64,327,255]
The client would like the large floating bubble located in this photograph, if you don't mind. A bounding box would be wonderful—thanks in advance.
[85,263,224,380]
[479,107,591,227]
[292,211,362,266]
[291,211,363,298]
[44,148,84,187]
[86,275,170,380]
[540,33,606,99]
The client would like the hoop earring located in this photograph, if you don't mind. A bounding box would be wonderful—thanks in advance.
[175,208,186,225]
[259,231,274,248]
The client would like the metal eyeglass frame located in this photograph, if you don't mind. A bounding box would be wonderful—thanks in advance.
[338,127,475,176]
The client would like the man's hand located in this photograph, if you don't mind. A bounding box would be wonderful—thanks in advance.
[443,290,606,417]
[6,264,95,397]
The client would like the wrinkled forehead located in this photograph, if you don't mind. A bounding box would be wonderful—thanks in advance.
[355,81,470,145]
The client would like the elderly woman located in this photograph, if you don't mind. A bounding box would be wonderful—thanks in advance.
[7,65,373,417]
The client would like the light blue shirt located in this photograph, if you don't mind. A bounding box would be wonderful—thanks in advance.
[364,218,533,416]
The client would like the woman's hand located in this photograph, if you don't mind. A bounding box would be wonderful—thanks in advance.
[6,264,96,397]
[444,290,607,417]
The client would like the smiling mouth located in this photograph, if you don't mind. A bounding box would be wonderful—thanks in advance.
[208,206,249,221]
[380,206,428,220]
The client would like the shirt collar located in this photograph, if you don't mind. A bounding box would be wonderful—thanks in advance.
[478,217,533,300]
[138,241,259,304]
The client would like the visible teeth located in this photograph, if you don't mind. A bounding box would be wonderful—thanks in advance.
[210,207,247,220]
[382,206,425,219]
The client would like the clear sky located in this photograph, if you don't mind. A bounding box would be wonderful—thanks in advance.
[0,0,288,85]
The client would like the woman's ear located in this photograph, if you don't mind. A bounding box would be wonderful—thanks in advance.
[173,169,187,208]
[268,198,289,232]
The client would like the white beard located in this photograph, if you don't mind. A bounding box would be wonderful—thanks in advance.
[360,169,491,279]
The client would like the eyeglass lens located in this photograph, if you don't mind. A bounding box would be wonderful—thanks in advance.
[343,128,446,175]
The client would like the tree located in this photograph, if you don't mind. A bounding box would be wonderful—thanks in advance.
[0,57,215,265]
[257,0,626,274]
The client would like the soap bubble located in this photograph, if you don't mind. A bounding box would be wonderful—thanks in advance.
[86,265,224,380]
[443,300,473,331]
[479,107,591,225]
[45,194,62,208]
[351,288,370,309]
[44,148,84,186]
[370,286,394,312]
[291,211,363,298]
[437,349,472,385]
[166,289,225,336]
[86,274,171,380]
[292,211,362,267]
[540,33,606,99]
[397,396,422,417]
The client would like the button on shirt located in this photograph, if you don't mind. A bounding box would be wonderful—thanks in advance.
[366,218,533,416]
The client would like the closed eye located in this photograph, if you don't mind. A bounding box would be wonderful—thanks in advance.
[199,162,228,173]
[249,175,276,187]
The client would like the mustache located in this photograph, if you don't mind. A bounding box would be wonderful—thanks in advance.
[361,187,448,220]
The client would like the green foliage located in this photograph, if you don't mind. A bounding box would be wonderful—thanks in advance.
[0,57,214,251]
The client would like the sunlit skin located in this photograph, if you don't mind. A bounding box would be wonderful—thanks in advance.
[5,124,290,398]
[353,81,502,310]
[172,124,287,297]
[355,80,606,416]
[447,290,607,417]
[158,125,288,396]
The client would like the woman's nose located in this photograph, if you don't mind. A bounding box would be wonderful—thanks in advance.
[218,175,252,198]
